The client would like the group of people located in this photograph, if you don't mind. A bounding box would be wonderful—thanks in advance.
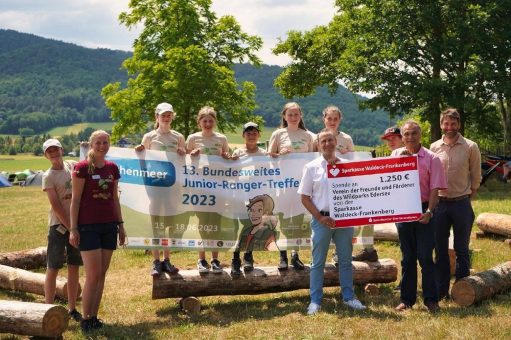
[302,108,481,314]
[41,103,480,332]
[136,102,370,277]
[390,109,480,313]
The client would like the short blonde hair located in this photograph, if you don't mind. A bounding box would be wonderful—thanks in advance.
[197,106,217,124]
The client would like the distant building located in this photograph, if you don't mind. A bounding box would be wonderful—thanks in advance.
[116,138,135,148]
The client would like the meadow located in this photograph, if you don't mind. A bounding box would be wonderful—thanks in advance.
[0,159,510,339]
[46,122,116,137]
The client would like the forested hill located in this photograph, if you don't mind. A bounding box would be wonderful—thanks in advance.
[0,29,391,146]
[233,64,391,146]
[0,29,130,135]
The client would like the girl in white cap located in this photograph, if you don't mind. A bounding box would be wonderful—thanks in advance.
[136,102,185,276]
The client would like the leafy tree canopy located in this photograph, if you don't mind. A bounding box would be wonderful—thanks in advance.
[102,0,263,139]
[274,0,510,145]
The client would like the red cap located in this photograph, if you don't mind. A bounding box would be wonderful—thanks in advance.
[381,127,402,140]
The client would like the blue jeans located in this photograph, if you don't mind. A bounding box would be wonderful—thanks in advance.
[396,218,438,306]
[435,197,474,298]
[310,217,354,304]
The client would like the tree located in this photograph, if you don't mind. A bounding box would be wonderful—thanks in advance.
[102,0,263,139]
[473,1,511,151]
[273,0,501,142]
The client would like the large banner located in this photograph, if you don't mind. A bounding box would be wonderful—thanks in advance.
[104,147,374,251]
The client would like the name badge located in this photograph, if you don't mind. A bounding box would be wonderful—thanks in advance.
[92,175,101,180]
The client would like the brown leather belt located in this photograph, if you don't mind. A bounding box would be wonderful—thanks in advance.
[439,195,469,202]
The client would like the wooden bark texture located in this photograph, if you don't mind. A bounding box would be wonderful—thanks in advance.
[153,258,397,299]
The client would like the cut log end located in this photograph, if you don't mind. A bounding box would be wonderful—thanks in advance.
[179,297,201,316]
[0,301,68,338]
[451,280,476,307]
[364,283,379,295]
[43,305,69,337]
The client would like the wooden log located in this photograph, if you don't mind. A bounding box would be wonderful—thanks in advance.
[153,258,397,299]
[178,297,201,316]
[374,223,399,242]
[476,213,511,238]
[364,283,379,295]
[0,247,47,270]
[451,261,511,306]
[0,300,69,338]
[0,264,80,301]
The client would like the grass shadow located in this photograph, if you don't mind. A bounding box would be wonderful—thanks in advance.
[0,290,37,302]
[154,287,406,326]
[65,321,161,340]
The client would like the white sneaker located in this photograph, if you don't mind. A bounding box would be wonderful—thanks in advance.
[344,299,366,310]
[306,302,321,315]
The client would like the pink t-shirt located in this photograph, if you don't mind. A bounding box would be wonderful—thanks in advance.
[73,160,120,224]
[392,146,447,202]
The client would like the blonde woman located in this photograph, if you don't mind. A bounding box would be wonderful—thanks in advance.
[186,106,231,273]
[268,102,315,270]
[70,130,126,333]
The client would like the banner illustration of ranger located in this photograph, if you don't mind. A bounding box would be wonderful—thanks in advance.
[95,146,374,251]
[327,155,422,227]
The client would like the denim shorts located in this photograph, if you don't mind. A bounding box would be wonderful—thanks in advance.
[78,222,118,251]
[47,225,83,269]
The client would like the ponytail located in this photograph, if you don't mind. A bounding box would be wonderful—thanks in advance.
[87,148,95,174]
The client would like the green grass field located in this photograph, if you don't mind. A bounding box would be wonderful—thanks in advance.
[1,155,510,339]
[0,155,78,173]
[47,122,116,137]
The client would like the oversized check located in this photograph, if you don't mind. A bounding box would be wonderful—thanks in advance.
[327,156,422,227]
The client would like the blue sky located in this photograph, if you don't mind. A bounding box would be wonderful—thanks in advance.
[0,0,336,65]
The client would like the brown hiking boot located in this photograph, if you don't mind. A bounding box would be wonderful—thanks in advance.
[352,248,378,262]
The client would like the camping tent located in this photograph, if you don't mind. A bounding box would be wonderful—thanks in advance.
[24,171,44,187]
[0,173,11,187]
[8,169,34,185]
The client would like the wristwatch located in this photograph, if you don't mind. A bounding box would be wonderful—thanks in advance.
[426,209,434,218]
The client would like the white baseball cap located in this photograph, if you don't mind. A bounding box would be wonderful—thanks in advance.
[43,139,62,153]
[243,122,260,133]
[155,102,175,115]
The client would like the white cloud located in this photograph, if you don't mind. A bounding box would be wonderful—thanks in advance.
[0,0,336,65]
[212,0,334,65]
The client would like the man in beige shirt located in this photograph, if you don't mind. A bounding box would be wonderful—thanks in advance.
[430,108,481,300]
